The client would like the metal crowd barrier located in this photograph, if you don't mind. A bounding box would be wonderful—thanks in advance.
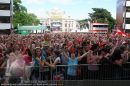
[0,63,130,85]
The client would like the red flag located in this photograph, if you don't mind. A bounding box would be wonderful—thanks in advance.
[115,26,126,37]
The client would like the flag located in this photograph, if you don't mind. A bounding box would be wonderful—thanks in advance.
[115,29,126,37]
[115,26,126,37]
[122,41,127,44]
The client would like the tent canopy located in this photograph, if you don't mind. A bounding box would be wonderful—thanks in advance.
[18,25,47,30]
[20,31,29,35]
[71,28,89,32]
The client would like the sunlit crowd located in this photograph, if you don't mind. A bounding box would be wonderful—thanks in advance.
[0,33,130,84]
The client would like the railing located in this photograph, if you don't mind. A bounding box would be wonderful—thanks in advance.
[0,63,130,85]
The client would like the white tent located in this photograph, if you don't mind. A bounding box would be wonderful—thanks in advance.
[71,28,80,32]
[79,28,89,32]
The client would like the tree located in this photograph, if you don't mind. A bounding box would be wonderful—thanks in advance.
[13,0,40,28]
[13,0,27,12]
[27,13,40,25]
[78,19,89,30]
[88,8,116,31]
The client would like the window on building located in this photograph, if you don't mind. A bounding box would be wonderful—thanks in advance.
[65,29,67,32]
[69,21,71,24]
[0,4,10,10]
[71,21,73,27]
[69,24,70,27]
[72,24,73,27]
[93,25,108,28]
[126,7,130,12]
[126,18,130,24]
[0,16,10,23]
[65,23,67,27]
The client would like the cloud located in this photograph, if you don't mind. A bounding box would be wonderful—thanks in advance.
[22,0,44,5]
[22,0,74,5]
[48,0,73,5]
[21,0,116,19]
[28,8,47,18]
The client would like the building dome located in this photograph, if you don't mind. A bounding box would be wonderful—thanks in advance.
[52,7,61,12]
[49,8,65,20]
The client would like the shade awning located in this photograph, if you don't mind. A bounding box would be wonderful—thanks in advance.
[18,25,47,30]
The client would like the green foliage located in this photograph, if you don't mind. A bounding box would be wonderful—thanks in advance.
[78,19,89,30]
[88,8,116,31]
[13,0,40,28]
[13,0,27,12]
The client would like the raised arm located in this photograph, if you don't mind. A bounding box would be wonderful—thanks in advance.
[62,51,69,59]
[78,52,88,61]
[68,44,73,51]
[109,39,119,56]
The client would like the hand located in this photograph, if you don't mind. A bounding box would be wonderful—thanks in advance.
[88,50,93,54]
[36,57,41,61]
[104,53,110,58]
[51,64,56,69]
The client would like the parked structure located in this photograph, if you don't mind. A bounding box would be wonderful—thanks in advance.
[117,0,130,32]
[89,23,108,34]
[0,0,13,34]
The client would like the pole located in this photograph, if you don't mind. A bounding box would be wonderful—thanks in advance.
[10,0,13,33]
[124,0,127,32]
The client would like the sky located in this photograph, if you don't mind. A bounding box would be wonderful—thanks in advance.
[21,0,117,20]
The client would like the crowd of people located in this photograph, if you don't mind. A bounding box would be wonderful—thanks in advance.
[0,33,130,84]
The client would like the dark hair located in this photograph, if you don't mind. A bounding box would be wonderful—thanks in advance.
[98,46,110,55]
[109,38,112,42]
[120,45,126,53]
[82,42,87,46]
[54,50,60,57]
[4,49,13,59]
[43,46,49,50]
[104,45,111,53]
[27,49,32,57]
[90,44,99,51]
[62,43,67,48]
[77,46,83,50]
[4,49,13,55]
[110,49,122,62]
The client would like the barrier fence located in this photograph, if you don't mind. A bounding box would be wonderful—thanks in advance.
[0,63,130,85]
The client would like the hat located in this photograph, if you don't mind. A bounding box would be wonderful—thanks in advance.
[35,47,41,50]
[42,41,49,46]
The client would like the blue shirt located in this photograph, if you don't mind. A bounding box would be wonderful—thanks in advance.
[42,50,47,58]
[67,57,78,76]
[32,55,45,67]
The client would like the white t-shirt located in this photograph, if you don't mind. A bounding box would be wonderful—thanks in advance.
[9,58,25,77]
[54,57,61,64]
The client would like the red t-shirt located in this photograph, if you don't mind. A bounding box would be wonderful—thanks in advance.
[23,55,32,65]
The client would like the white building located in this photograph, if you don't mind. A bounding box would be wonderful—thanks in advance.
[40,8,80,32]
[0,0,13,34]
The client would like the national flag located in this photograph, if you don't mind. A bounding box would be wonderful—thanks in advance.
[115,26,127,37]
[115,29,126,37]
